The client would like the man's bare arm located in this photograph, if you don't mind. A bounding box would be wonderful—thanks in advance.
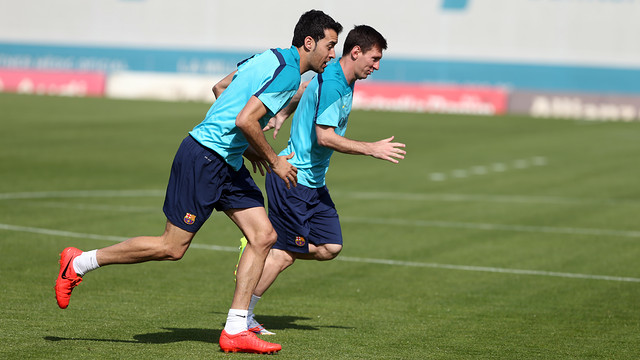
[263,80,311,139]
[316,125,406,164]
[212,71,237,99]
[236,96,298,188]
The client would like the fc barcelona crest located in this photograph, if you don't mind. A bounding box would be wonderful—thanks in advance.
[183,213,196,225]
[295,236,305,247]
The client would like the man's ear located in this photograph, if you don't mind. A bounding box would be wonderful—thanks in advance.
[304,36,316,52]
[351,45,362,60]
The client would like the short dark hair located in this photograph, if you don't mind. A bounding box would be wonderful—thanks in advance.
[342,25,387,56]
[292,10,343,47]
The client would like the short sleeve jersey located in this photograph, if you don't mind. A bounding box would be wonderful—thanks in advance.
[280,61,354,188]
[190,46,301,170]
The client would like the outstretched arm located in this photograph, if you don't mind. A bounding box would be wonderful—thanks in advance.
[316,125,406,163]
[263,80,311,139]
[212,71,237,99]
[237,96,298,188]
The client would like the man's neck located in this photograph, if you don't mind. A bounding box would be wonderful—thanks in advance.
[339,56,357,85]
[297,46,311,74]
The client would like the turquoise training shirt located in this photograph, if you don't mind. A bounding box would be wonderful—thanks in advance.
[190,46,301,171]
[280,60,354,188]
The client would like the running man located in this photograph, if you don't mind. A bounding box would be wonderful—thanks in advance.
[55,10,342,354]
[241,25,406,335]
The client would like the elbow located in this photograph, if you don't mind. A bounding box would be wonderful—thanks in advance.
[299,80,310,93]
[212,85,222,99]
[316,134,331,148]
[235,114,250,131]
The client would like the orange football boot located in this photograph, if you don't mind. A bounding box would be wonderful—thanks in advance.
[55,247,83,309]
[219,330,281,354]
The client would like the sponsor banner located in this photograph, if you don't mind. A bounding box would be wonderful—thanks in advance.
[0,42,246,76]
[509,91,640,122]
[0,68,105,96]
[353,82,507,115]
[3,42,640,95]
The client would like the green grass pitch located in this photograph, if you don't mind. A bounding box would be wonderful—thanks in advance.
[1,93,639,359]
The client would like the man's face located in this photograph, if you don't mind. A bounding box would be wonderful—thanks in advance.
[354,45,383,80]
[308,28,338,73]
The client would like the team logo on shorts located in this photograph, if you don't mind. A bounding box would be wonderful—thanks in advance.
[183,213,196,225]
[295,236,305,247]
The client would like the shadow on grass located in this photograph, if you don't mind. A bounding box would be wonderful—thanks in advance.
[250,314,355,332]
[44,315,354,344]
[44,328,220,344]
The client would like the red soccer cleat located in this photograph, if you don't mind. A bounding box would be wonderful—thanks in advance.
[55,247,83,309]
[219,330,281,354]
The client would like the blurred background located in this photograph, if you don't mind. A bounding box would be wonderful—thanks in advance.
[1,0,639,121]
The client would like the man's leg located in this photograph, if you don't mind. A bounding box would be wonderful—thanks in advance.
[244,243,342,335]
[253,248,296,296]
[55,220,195,309]
[225,207,278,311]
[295,243,342,261]
[218,207,281,354]
[96,220,195,265]
[253,243,342,298]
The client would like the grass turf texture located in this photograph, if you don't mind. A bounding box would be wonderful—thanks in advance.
[1,93,639,359]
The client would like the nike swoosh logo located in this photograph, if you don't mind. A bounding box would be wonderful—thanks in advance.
[61,256,73,280]
[235,315,247,318]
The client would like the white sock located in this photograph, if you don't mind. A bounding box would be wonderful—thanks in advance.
[72,250,100,276]
[248,295,261,317]
[224,309,248,335]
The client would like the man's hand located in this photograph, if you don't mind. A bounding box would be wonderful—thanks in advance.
[271,152,298,189]
[369,136,406,163]
[262,112,288,140]
[243,146,271,176]
[262,80,310,139]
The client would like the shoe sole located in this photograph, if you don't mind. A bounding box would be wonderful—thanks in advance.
[222,349,279,354]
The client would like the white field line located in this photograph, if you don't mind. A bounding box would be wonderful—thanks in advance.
[1,223,639,283]
[427,156,549,182]
[2,189,639,206]
[3,190,640,238]
[30,202,158,212]
[12,199,640,238]
[337,256,640,283]
[0,223,238,252]
[2,190,640,282]
[340,216,640,239]
[331,191,640,206]
[0,189,165,200]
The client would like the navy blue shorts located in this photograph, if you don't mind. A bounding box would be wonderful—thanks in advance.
[163,135,264,232]
[265,171,342,254]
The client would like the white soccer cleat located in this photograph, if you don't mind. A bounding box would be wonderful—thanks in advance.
[247,314,276,335]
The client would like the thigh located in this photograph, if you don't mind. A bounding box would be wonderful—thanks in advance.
[224,206,274,245]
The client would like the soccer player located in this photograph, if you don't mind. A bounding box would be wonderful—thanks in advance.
[54,10,342,354]
[241,25,406,335]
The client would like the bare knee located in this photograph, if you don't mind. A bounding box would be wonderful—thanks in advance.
[163,244,188,260]
[315,244,342,261]
[247,228,278,253]
[159,222,193,260]
[271,249,296,269]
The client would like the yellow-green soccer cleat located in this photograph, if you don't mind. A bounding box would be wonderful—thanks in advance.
[234,236,248,282]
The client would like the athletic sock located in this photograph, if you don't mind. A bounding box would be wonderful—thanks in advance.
[224,309,249,335]
[72,250,100,276]
[248,294,261,317]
